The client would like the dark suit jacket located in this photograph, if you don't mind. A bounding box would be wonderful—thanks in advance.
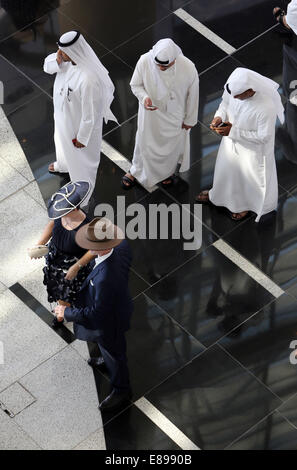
[64,239,133,343]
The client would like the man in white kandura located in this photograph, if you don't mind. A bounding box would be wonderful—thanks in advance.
[44,31,117,205]
[121,38,199,190]
[273,1,297,34]
[196,67,284,222]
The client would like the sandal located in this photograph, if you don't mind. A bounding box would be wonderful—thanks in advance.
[161,176,174,186]
[48,162,68,175]
[231,211,249,221]
[273,7,291,29]
[273,7,285,20]
[121,174,135,190]
[195,190,210,204]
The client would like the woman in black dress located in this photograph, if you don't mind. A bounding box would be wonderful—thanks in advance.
[29,181,95,325]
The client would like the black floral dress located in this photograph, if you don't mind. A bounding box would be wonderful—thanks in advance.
[43,213,93,304]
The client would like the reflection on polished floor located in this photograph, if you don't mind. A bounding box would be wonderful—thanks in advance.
[1,0,297,451]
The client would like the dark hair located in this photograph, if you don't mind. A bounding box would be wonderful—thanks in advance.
[226,83,231,95]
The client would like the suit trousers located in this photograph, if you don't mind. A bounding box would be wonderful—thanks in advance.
[98,330,130,393]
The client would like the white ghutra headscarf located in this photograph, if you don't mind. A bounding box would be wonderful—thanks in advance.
[58,31,118,124]
[148,38,183,102]
[225,67,285,124]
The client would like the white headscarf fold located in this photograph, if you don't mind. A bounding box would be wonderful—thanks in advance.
[58,31,117,124]
[148,38,183,101]
[287,0,297,35]
[225,67,284,123]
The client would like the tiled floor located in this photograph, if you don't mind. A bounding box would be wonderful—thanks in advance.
[1,0,297,451]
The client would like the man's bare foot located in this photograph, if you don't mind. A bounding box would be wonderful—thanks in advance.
[195,190,209,203]
[231,211,248,221]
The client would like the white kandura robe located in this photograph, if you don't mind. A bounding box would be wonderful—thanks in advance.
[130,54,199,188]
[287,0,297,34]
[44,53,104,205]
[209,91,278,222]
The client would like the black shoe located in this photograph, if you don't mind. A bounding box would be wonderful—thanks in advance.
[99,389,132,412]
[87,356,106,371]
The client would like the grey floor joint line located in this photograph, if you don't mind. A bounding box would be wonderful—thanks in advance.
[0,382,36,417]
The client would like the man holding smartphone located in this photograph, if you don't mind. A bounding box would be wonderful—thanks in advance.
[121,38,199,190]
[196,67,284,222]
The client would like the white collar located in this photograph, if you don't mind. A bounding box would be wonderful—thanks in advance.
[93,249,114,269]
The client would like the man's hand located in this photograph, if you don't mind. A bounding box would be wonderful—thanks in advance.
[144,97,158,111]
[210,116,222,130]
[54,305,66,322]
[215,122,232,137]
[73,138,85,148]
[65,264,80,281]
[182,123,193,131]
[56,49,63,65]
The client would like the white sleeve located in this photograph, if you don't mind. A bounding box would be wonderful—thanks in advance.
[130,58,148,105]
[228,108,276,145]
[43,53,61,75]
[184,69,199,126]
[77,80,102,147]
[214,90,230,122]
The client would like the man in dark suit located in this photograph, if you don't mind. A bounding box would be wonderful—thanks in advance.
[54,217,133,412]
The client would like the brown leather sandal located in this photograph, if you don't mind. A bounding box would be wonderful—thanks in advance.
[121,174,136,190]
[231,211,249,221]
[195,190,210,203]
[161,176,174,186]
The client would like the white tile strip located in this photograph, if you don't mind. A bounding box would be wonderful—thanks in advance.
[101,140,158,193]
[174,8,236,55]
[135,397,200,450]
[213,239,284,298]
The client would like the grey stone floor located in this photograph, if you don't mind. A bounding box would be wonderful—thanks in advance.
[0,107,106,450]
